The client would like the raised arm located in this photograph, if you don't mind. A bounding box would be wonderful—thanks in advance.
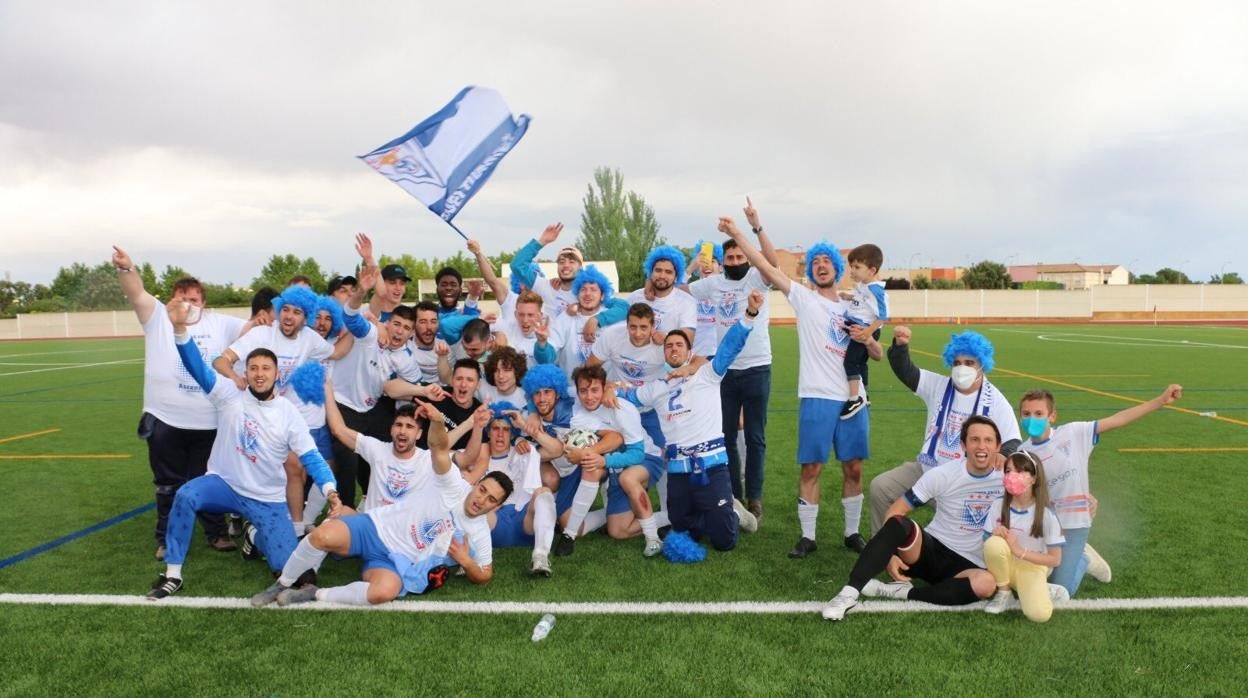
[886,326,921,392]
[422,404,454,475]
[323,378,358,451]
[467,239,508,305]
[718,217,791,294]
[112,246,158,324]
[1097,384,1183,435]
[742,197,781,269]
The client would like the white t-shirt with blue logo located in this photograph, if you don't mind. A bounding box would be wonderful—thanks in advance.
[907,460,1004,567]
[981,499,1065,554]
[688,268,772,370]
[590,324,666,388]
[625,288,698,334]
[355,434,432,513]
[227,324,334,427]
[913,371,1020,471]
[786,283,854,401]
[367,466,493,569]
[141,303,246,430]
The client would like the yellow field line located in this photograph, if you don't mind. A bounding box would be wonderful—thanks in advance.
[996,374,1152,379]
[0,428,61,445]
[0,454,130,460]
[911,349,1248,428]
[1118,447,1248,453]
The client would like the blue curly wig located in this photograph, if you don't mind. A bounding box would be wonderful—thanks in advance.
[521,363,569,401]
[692,239,724,266]
[509,263,545,294]
[271,285,319,325]
[942,331,995,373]
[644,245,688,284]
[662,530,706,563]
[315,295,344,338]
[804,242,845,286]
[571,264,614,300]
[288,360,326,406]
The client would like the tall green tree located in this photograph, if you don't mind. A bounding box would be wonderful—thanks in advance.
[1153,267,1191,284]
[76,264,128,310]
[158,265,192,298]
[576,167,664,292]
[252,254,327,293]
[1210,272,1243,284]
[961,261,1012,289]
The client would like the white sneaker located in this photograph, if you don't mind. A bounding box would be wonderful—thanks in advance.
[1048,583,1071,603]
[983,589,1015,615]
[529,552,552,577]
[821,586,860,621]
[862,578,912,600]
[642,539,663,558]
[733,499,759,533]
[1083,544,1112,583]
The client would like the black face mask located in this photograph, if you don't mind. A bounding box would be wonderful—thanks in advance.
[723,263,750,281]
[249,386,275,401]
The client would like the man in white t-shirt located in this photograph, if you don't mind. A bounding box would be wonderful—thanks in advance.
[688,197,781,522]
[546,265,617,379]
[112,245,245,560]
[250,403,512,607]
[509,222,581,318]
[821,416,1005,621]
[324,390,433,515]
[1018,384,1182,596]
[868,327,1022,534]
[147,300,342,600]
[587,303,667,451]
[721,218,882,560]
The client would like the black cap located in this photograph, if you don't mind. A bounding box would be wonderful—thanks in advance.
[327,275,358,295]
[381,264,411,282]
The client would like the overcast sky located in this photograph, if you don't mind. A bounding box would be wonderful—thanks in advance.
[2,1,1246,286]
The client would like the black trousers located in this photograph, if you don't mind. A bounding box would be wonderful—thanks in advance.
[139,412,226,544]
[667,467,739,551]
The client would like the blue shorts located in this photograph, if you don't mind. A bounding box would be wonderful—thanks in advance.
[311,425,334,464]
[796,398,870,464]
[344,513,399,576]
[606,454,664,515]
[554,469,583,516]
[640,409,666,449]
[490,503,535,548]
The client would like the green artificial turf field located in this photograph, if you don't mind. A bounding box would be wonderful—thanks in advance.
[1,324,1246,695]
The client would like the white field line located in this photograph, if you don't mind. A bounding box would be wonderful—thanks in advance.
[0,358,143,378]
[1,593,1246,615]
[990,328,1247,349]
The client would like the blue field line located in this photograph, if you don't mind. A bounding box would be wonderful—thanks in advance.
[0,502,154,571]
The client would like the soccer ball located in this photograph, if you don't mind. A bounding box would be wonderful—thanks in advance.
[563,428,600,448]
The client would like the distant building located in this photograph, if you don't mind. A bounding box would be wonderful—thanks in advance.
[1008,264,1128,289]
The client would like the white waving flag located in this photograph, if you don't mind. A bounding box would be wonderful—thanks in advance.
[359,86,530,224]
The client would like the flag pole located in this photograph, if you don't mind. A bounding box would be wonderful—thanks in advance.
[444,219,469,241]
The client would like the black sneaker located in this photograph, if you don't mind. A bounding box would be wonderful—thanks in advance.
[840,396,868,420]
[788,536,818,559]
[844,533,868,554]
[227,515,243,537]
[657,525,672,541]
[293,569,318,588]
[146,574,183,600]
[240,524,262,560]
[554,533,576,557]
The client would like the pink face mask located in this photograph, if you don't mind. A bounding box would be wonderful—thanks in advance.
[1004,471,1030,497]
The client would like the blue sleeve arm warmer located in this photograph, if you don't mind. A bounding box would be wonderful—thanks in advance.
[533,341,556,364]
[711,320,752,376]
[618,387,644,408]
[595,296,629,327]
[299,449,338,493]
[437,313,475,344]
[175,335,217,393]
[343,307,370,338]
[510,238,542,286]
[604,441,644,470]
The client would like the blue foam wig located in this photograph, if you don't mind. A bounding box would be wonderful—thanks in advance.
[271,285,319,325]
[509,263,545,294]
[662,530,706,563]
[644,245,688,284]
[692,239,724,266]
[521,363,569,401]
[288,360,326,406]
[804,242,845,286]
[942,331,995,373]
[571,264,614,300]
[489,400,523,438]
[315,295,344,338]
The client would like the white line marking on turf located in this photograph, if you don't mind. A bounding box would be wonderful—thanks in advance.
[0,359,143,378]
[990,328,1247,350]
[2,593,1246,614]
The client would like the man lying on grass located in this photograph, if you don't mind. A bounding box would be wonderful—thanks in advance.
[251,403,512,607]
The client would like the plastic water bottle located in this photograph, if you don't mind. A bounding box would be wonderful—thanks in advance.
[531,613,556,642]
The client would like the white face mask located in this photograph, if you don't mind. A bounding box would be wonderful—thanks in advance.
[950,365,980,391]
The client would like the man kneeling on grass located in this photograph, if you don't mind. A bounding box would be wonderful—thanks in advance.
[251,403,512,607]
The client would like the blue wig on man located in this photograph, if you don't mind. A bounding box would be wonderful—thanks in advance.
[521,363,569,401]
[644,245,688,284]
[804,242,845,287]
[288,360,326,406]
[489,401,523,439]
[571,264,614,300]
[315,295,345,338]
[271,285,319,325]
[942,331,995,373]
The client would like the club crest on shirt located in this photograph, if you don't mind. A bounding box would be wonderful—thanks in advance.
[962,493,996,529]
[410,514,454,551]
[381,468,412,499]
[618,357,647,383]
[717,295,741,322]
[826,314,848,346]
[237,414,261,463]
[697,298,715,321]
[943,411,967,449]
[576,339,593,364]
